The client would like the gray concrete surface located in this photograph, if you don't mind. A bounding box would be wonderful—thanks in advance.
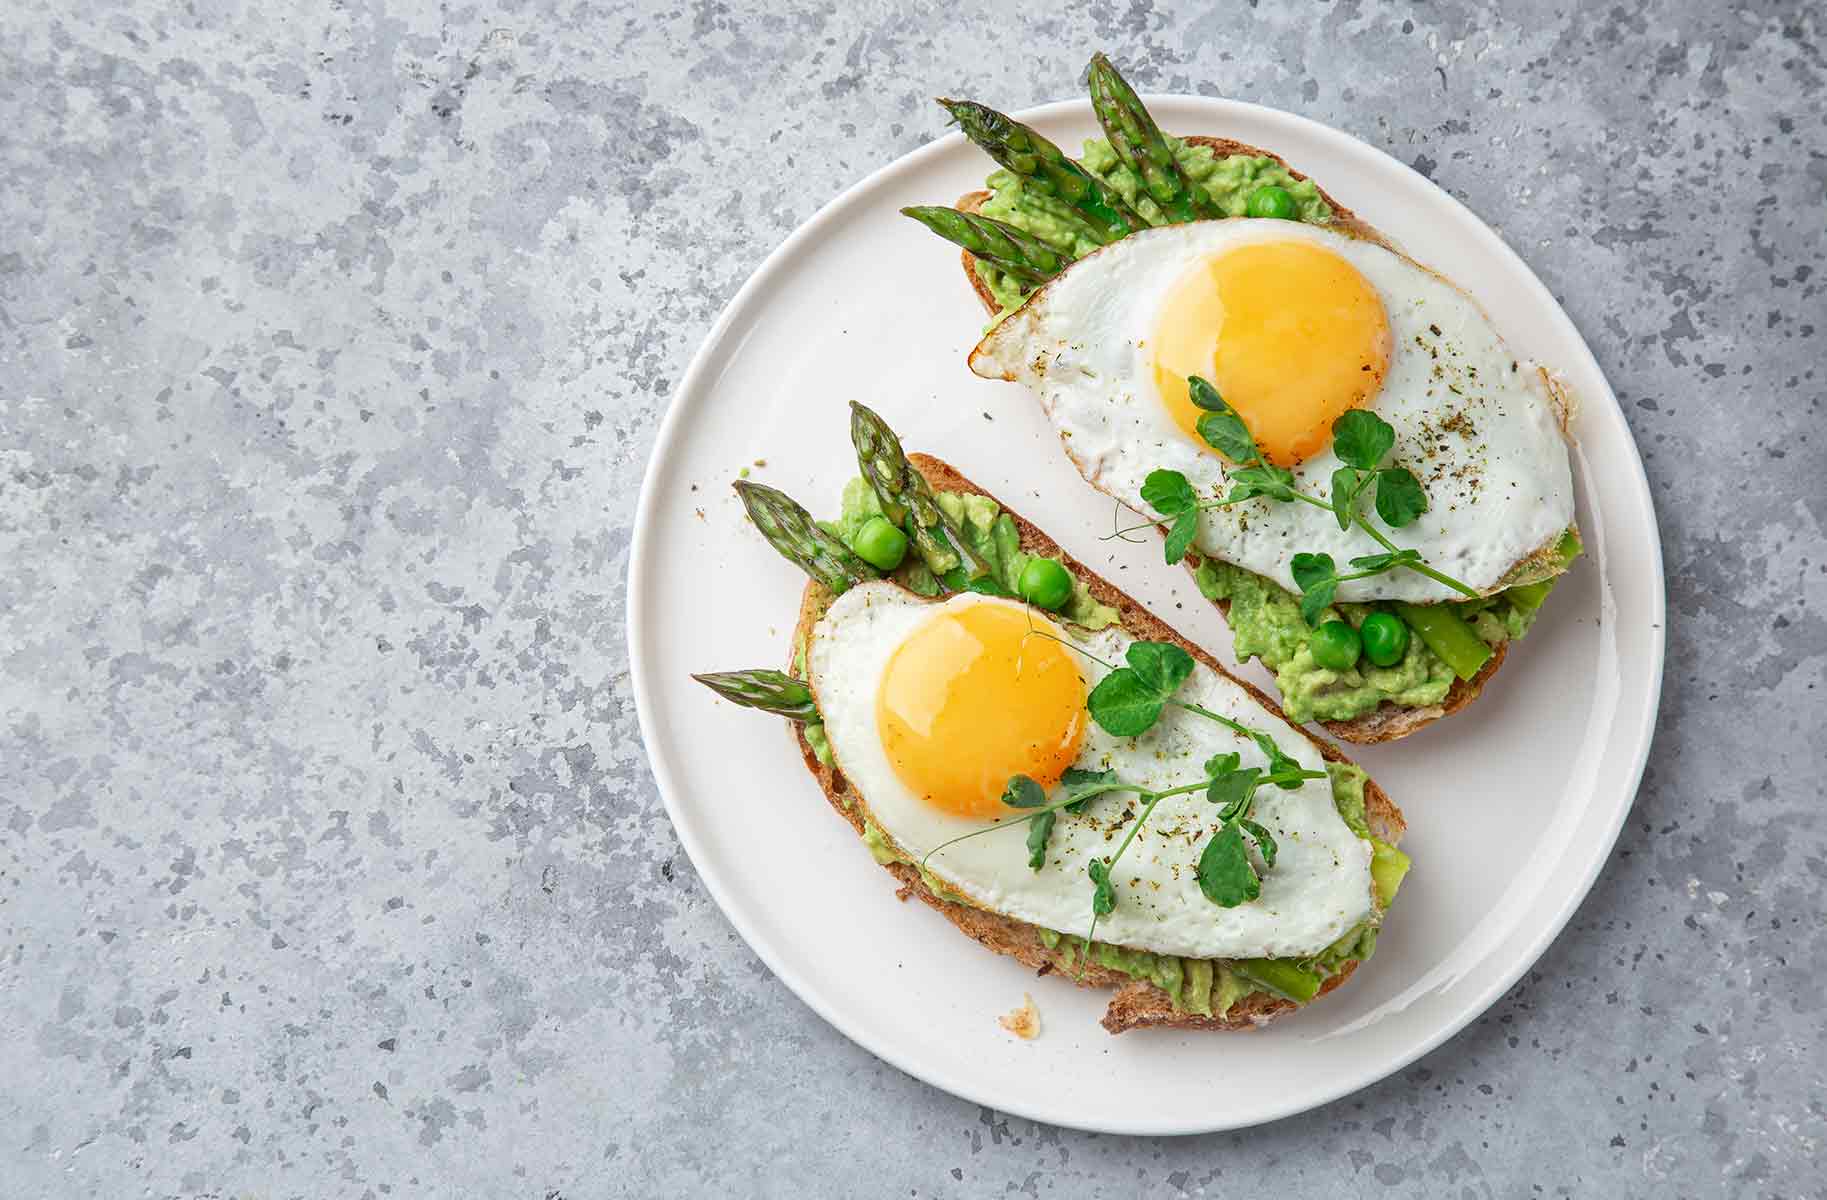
[2,1,1821,1195]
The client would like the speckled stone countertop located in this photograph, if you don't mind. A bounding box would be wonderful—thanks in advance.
[2,2,1821,1195]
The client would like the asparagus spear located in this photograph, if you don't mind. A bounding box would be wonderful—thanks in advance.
[691,669,820,720]
[900,206,1065,287]
[937,99,1141,242]
[1086,52,1219,223]
[848,401,993,581]
[734,480,880,594]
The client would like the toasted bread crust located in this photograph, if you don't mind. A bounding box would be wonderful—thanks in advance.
[788,454,1403,1034]
[954,133,1523,744]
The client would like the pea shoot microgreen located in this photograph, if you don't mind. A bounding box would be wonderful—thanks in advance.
[1133,376,1483,624]
[1083,641,1196,735]
[1072,635,1327,950]
[1004,767,1118,870]
[915,633,1328,965]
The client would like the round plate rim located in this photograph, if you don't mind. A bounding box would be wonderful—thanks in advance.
[626,94,1667,1135]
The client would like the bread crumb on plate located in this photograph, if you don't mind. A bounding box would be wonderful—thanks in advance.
[999,993,1040,1040]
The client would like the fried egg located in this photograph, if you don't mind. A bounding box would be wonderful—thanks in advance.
[970,220,1575,603]
[807,582,1372,960]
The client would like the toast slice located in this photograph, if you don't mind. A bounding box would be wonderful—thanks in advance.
[787,453,1405,1034]
[953,135,1520,745]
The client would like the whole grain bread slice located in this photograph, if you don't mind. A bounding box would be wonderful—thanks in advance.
[787,452,1404,1034]
[953,134,1522,745]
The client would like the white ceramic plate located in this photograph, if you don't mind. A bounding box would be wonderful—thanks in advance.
[627,97,1664,1135]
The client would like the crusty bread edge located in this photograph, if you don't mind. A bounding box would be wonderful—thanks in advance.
[954,132,1526,745]
[786,453,1404,1034]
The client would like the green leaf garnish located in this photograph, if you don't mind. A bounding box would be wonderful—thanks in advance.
[1225,463,1297,503]
[1086,640,1196,736]
[906,634,1336,950]
[1025,810,1056,870]
[1373,466,1429,528]
[1139,468,1202,564]
[1197,822,1261,907]
[1060,766,1119,792]
[1331,409,1396,470]
[1289,552,1338,626]
[1349,549,1421,572]
[1164,507,1199,565]
[1240,819,1278,868]
[1207,767,1259,816]
[1329,465,1359,531]
[1001,775,1047,809]
[922,767,1143,876]
[1141,468,1196,515]
[1299,580,1337,627]
[1026,770,1138,872]
[1145,406,1481,606]
[1085,670,1167,737]
[1187,374,1230,412]
[1197,413,1259,465]
[1248,730,1308,788]
[1088,859,1116,915]
[1201,752,1240,777]
[1125,641,1195,697]
[1189,377,1261,464]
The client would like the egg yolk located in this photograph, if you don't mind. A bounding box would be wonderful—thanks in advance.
[875,603,1087,821]
[1152,241,1392,468]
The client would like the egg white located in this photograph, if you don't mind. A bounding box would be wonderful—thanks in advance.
[971,219,1575,603]
[807,583,1373,961]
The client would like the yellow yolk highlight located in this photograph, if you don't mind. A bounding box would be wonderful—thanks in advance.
[1153,241,1392,467]
[875,603,1087,821]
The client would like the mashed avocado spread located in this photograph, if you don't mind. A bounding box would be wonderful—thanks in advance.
[975,136,1333,312]
[1194,532,1580,725]
[863,762,1408,1019]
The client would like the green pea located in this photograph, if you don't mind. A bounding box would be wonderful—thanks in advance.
[1359,611,1410,667]
[1309,619,1362,671]
[1246,185,1297,220]
[1017,557,1074,612]
[852,515,908,570]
